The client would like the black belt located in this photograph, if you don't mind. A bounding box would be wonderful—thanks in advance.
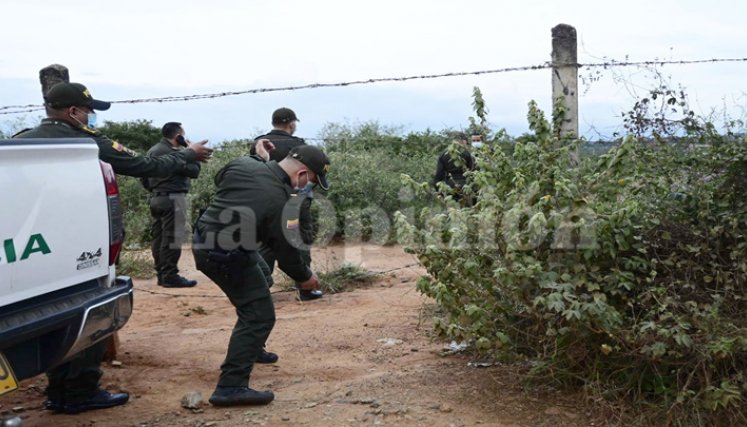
[153,191,187,196]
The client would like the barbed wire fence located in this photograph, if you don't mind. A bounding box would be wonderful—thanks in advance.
[1,57,745,116]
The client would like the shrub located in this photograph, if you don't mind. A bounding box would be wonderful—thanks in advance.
[396,101,747,425]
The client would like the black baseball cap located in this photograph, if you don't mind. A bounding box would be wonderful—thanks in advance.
[272,107,299,124]
[289,145,330,190]
[44,82,111,111]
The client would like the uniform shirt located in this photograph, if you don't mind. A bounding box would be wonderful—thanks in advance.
[145,138,201,193]
[432,146,475,189]
[14,119,198,178]
[250,129,305,161]
[196,157,312,283]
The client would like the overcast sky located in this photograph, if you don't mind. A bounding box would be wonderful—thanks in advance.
[1,0,745,143]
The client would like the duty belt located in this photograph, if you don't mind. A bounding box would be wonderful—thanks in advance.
[153,191,187,196]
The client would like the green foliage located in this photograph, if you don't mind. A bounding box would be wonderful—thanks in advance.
[318,263,377,293]
[397,100,747,425]
[97,119,161,153]
[117,175,151,248]
[117,250,155,278]
[320,121,454,242]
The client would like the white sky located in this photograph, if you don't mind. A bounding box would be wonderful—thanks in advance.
[1,0,745,142]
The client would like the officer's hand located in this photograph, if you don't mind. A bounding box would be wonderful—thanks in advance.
[187,140,214,162]
[298,273,320,290]
[255,138,275,161]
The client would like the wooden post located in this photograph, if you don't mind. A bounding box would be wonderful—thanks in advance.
[551,24,579,139]
[39,64,70,97]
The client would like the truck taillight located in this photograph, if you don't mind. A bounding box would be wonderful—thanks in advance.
[100,161,124,265]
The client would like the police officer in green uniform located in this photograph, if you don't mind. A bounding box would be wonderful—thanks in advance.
[145,122,202,288]
[192,143,330,407]
[251,108,323,302]
[13,82,213,414]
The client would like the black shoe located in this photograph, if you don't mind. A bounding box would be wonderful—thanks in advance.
[208,386,274,406]
[160,275,197,288]
[45,399,64,412]
[298,289,323,301]
[61,390,129,414]
[256,349,279,364]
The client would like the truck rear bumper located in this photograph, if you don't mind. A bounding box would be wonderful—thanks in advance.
[0,276,134,381]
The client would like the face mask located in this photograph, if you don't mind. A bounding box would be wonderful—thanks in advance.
[294,171,314,194]
[297,182,315,195]
[87,112,97,129]
[472,142,483,149]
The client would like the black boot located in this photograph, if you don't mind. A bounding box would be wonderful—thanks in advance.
[61,389,129,414]
[208,386,274,406]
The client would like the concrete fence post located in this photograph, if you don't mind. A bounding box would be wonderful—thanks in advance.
[551,24,579,139]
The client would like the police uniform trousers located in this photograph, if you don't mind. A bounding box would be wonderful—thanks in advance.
[192,246,276,387]
[46,340,107,403]
[150,193,187,279]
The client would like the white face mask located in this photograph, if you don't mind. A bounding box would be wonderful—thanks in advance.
[472,142,483,149]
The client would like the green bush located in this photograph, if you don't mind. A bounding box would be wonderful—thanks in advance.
[396,101,747,425]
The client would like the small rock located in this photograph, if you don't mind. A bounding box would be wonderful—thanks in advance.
[2,416,23,427]
[181,391,204,409]
[281,416,291,421]
[370,402,380,408]
[410,348,419,352]
[544,406,562,416]
[111,360,123,367]
[377,337,403,347]
[205,422,217,427]
[304,402,318,408]
[439,404,453,413]
[11,406,24,413]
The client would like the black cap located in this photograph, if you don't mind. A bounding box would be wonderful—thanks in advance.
[272,107,299,124]
[44,82,111,111]
[289,145,330,190]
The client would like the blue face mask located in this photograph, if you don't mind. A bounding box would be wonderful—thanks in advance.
[87,112,97,129]
[296,182,314,195]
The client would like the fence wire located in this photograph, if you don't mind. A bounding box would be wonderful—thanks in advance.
[1,57,745,116]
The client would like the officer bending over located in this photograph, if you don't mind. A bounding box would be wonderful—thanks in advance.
[192,143,329,406]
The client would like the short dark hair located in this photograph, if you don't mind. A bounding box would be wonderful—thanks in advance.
[161,122,182,139]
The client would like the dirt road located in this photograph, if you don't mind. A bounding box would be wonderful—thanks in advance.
[1,244,598,427]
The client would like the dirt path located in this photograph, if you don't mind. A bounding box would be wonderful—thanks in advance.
[1,245,598,427]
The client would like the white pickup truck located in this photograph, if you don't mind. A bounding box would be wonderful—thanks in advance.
[0,137,133,399]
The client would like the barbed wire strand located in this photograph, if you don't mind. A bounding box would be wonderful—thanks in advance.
[1,57,745,116]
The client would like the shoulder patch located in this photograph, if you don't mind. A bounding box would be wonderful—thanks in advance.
[112,141,138,156]
[286,218,300,230]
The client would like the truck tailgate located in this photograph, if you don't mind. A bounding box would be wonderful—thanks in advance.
[0,138,111,306]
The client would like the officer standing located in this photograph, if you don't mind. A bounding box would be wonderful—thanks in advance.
[146,122,202,288]
[13,82,213,414]
[432,132,476,203]
[251,108,323,302]
[192,143,329,407]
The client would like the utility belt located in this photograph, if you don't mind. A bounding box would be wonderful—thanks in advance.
[194,229,259,286]
[152,191,187,197]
